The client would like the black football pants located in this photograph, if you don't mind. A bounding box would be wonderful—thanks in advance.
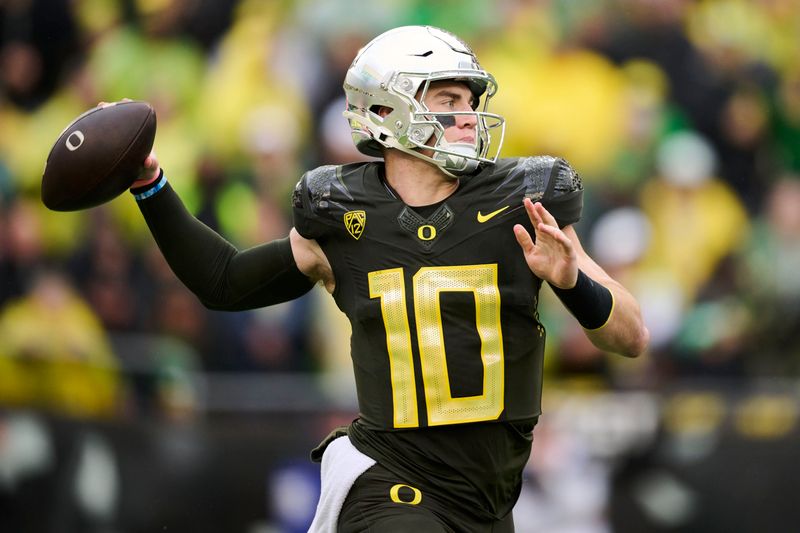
[337,462,515,533]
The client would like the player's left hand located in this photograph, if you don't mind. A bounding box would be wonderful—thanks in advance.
[513,198,578,289]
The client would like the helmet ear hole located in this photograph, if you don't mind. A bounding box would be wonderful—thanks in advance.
[370,105,393,118]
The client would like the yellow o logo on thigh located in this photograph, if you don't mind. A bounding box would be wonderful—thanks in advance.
[390,484,422,505]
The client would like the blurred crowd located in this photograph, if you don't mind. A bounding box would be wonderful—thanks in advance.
[1,0,799,421]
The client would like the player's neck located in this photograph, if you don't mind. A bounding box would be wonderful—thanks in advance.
[383,150,458,207]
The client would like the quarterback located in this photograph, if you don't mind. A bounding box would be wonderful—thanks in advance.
[132,26,648,532]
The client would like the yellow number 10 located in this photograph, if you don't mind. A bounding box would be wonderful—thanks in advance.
[368,264,505,428]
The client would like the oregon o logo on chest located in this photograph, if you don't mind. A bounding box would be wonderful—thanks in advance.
[65,130,85,151]
[417,225,436,241]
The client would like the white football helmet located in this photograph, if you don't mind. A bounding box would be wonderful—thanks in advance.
[343,25,505,177]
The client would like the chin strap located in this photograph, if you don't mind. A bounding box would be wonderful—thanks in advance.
[434,142,480,175]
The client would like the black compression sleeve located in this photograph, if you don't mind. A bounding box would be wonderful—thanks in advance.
[136,181,315,311]
[550,270,614,330]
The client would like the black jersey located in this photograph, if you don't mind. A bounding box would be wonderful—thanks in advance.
[293,157,582,429]
[293,156,583,520]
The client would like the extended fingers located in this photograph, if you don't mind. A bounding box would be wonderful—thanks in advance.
[98,98,132,109]
[536,221,566,242]
[523,198,543,227]
[534,202,559,227]
[523,198,561,229]
[513,224,535,254]
[536,222,574,256]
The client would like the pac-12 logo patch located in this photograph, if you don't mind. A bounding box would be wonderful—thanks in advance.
[344,210,366,240]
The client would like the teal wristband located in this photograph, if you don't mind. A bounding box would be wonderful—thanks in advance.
[132,169,167,201]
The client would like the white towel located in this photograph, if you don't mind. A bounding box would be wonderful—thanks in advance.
[307,436,376,533]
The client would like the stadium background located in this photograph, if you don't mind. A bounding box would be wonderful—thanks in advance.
[1,0,799,531]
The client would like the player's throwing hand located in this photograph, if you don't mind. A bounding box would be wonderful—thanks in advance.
[133,151,161,188]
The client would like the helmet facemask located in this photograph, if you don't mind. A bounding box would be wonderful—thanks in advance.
[403,73,505,176]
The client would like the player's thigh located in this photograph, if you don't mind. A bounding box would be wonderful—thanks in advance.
[339,496,513,533]
[353,513,450,533]
[337,464,451,533]
[339,503,449,533]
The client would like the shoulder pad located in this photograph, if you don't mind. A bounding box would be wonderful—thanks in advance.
[292,164,362,240]
[550,158,583,199]
[503,156,583,227]
[493,156,557,202]
[544,158,583,227]
[292,165,342,240]
[501,156,583,200]
[292,165,339,210]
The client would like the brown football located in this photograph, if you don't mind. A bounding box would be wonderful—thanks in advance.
[41,100,157,211]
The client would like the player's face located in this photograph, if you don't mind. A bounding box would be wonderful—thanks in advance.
[420,81,477,146]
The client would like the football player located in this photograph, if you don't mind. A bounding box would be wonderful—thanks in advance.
[132,25,649,532]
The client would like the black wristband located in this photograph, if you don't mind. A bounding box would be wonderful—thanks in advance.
[550,270,614,330]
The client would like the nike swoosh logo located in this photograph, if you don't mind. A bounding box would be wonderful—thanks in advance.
[477,205,510,223]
